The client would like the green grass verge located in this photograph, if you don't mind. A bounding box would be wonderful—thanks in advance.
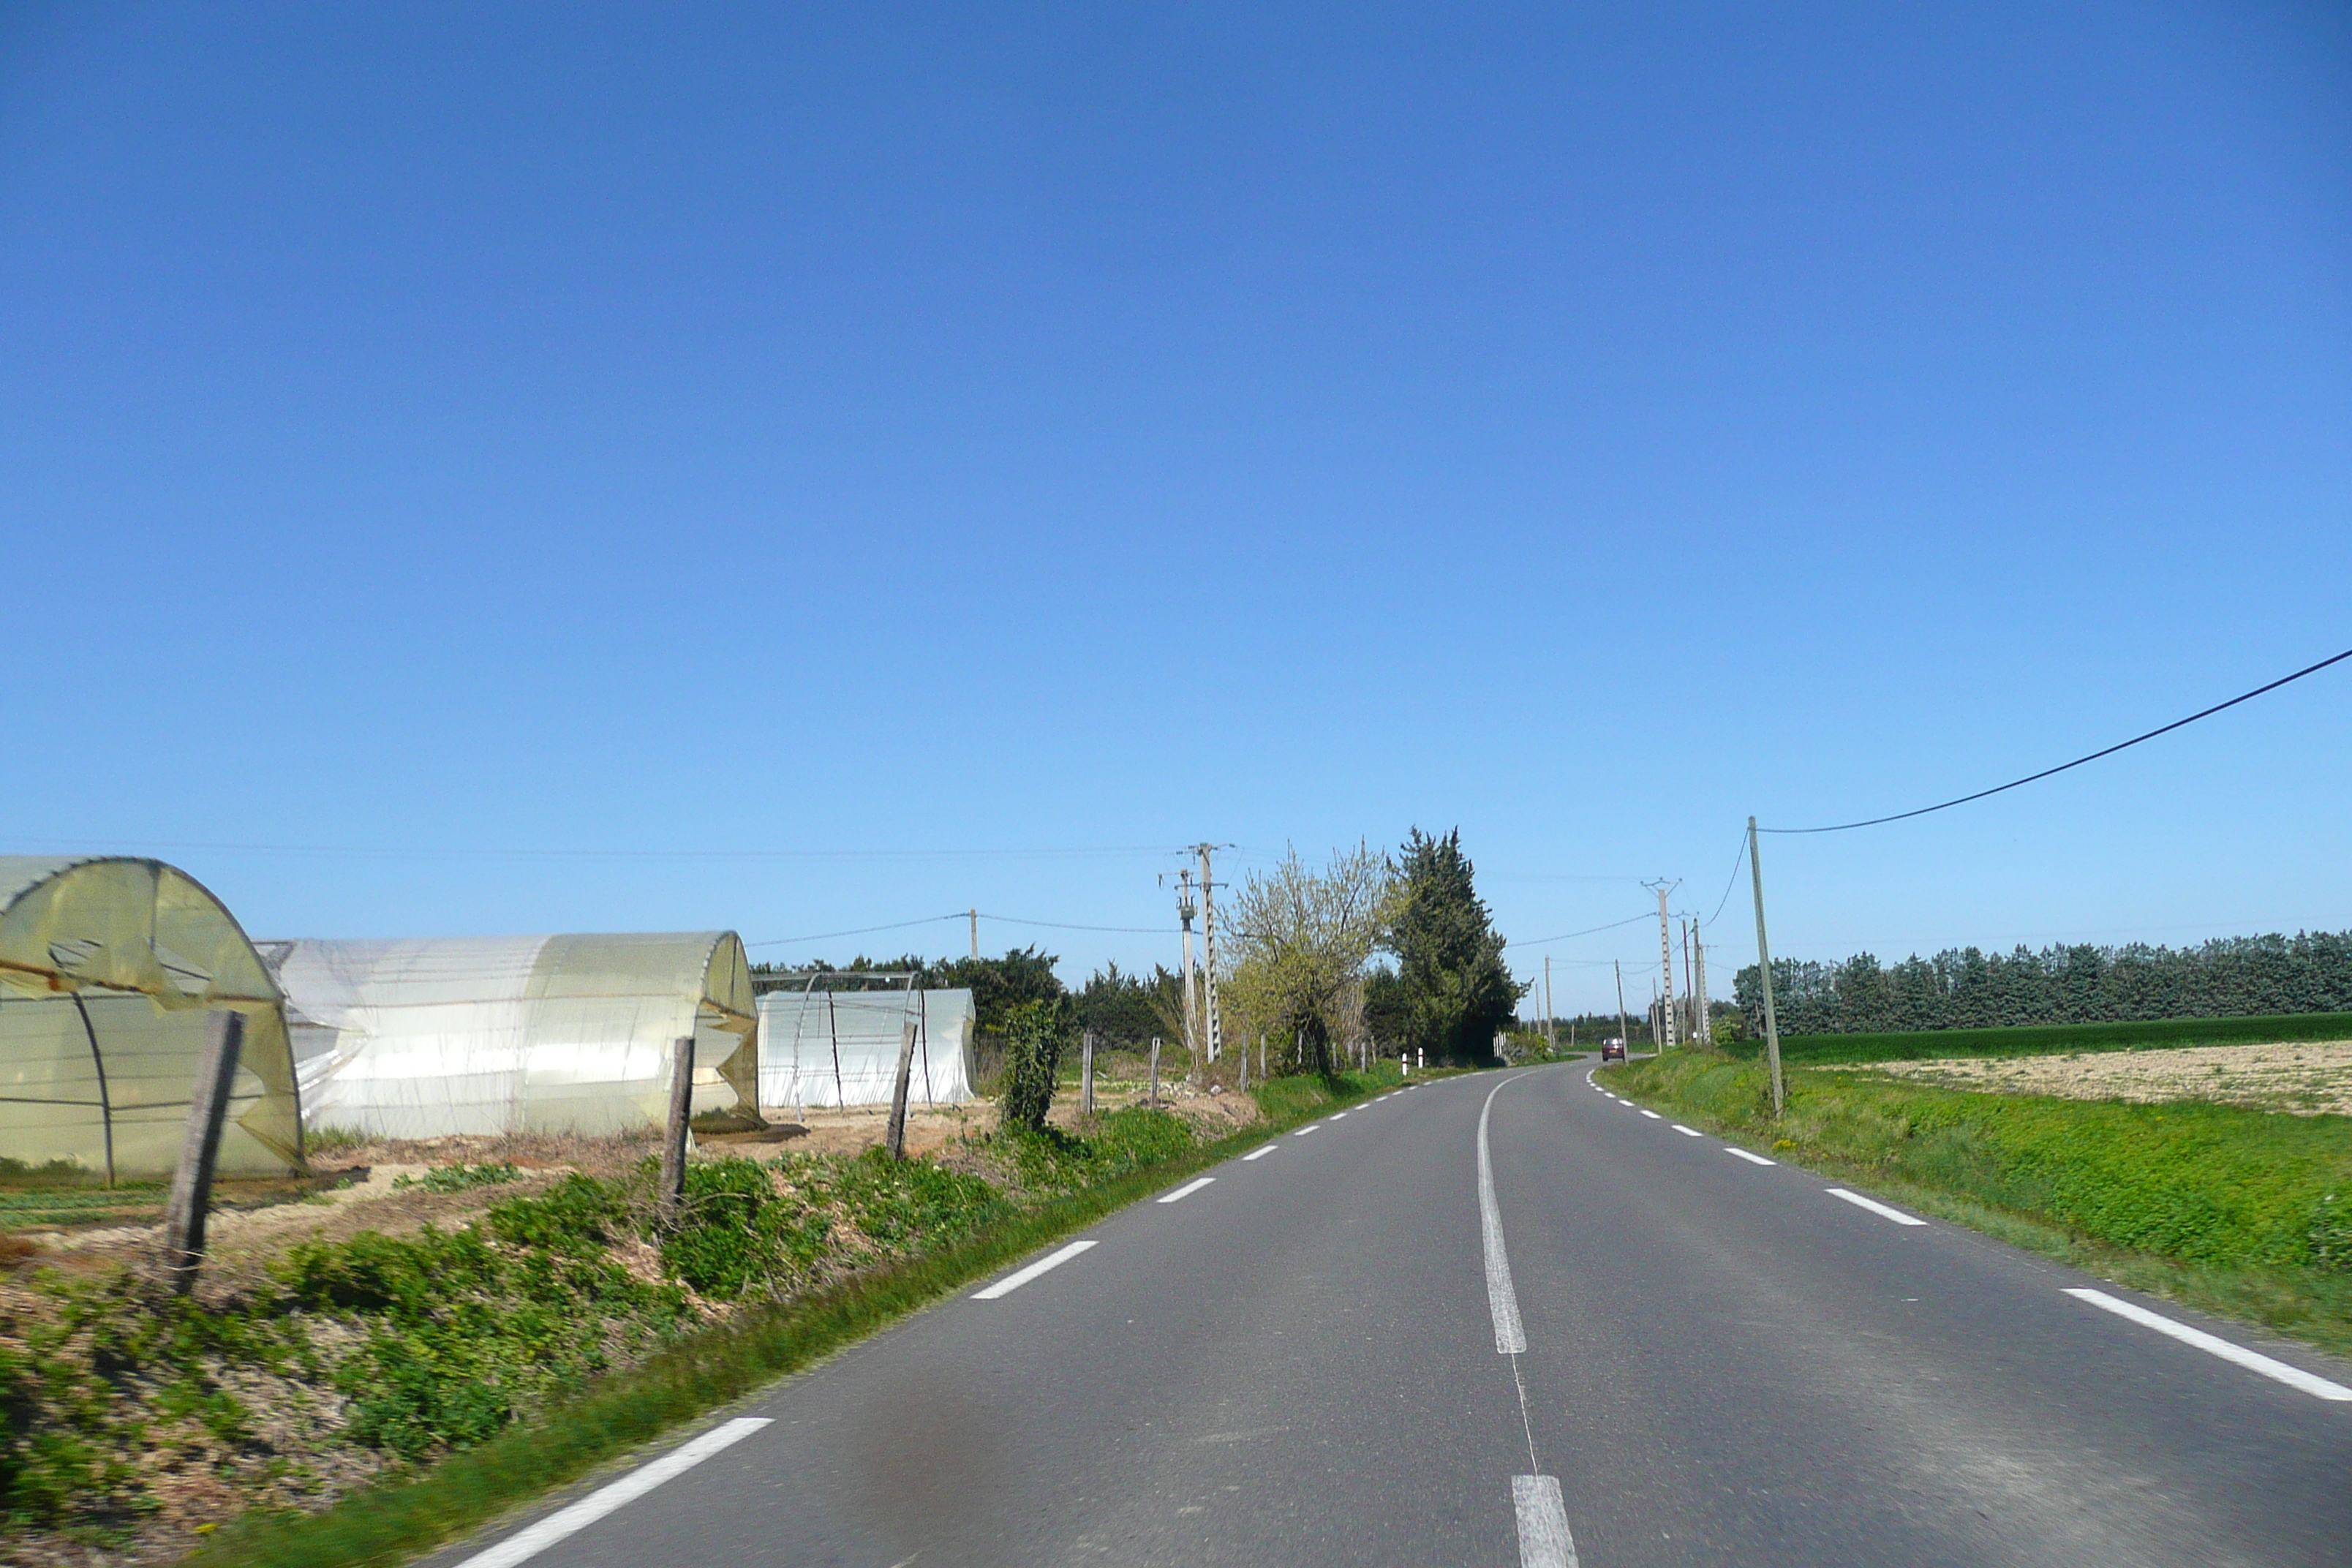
[1724,1010,2352,1066]
[1601,1050,2352,1359]
[178,1066,1401,1568]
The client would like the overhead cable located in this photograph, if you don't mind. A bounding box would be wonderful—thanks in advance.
[1516,912,1655,947]
[1760,644,2352,834]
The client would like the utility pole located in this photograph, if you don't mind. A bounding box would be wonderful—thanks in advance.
[969,908,979,960]
[1747,816,1786,1115]
[1175,870,1199,1060]
[1692,927,1711,1045]
[1614,960,1629,1055]
[1543,956,1556,1052]
[1646,881,1680,1052]
[1196,844,1224,1065]
[1681,919,1694,1044]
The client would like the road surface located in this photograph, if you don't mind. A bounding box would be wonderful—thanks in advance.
[428,1060,2352,1568]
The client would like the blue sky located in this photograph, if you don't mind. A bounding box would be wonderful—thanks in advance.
[5,2,2348,1014]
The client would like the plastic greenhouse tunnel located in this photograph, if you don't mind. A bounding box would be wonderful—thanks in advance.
[0,856,303,1182]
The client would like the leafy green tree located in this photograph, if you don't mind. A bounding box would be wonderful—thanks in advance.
[1224,842,1392,1078]
[927,946,1067,1034]
[1383,828,1525,1064]
[1072,960,1186,1047]
[998,999,1066,1132]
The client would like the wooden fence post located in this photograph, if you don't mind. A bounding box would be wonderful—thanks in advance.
[160,1010,244,1295]
[886,1017,919,1160]
[659,1036,693,1229]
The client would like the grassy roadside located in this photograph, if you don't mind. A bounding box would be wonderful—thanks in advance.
[1733,1010,2352,1066]
[1602,1050,2352,1361]
[177,1066,1402,1568]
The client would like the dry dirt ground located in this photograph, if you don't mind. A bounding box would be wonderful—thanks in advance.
[8,1080,1259,1281]
[1849,1040,2352,1117]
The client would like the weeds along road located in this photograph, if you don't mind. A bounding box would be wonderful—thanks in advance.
[425,1061,2352,1568]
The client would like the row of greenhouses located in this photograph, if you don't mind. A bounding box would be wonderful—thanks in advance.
[0,856,976,1178]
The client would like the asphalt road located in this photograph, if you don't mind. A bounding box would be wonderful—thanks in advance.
[429,1060,2352,1568]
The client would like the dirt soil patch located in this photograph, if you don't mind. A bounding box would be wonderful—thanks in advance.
[740,1077,1260,1160]
[1850,1040,2352,1117]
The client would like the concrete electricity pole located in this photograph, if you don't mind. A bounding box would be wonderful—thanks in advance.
[969,908,979,960]
[1681,919,1693,1043]
[1615,960,1629,1055]
[1543,955,1556,1052]
[1196,843,1224,1065]
[1646,881,1681,1052]
[1692,927,1711,1044]
[1747,816,1787,1115]
[1175,869,1199,1059]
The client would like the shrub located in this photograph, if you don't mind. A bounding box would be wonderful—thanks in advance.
[999,1000,1066,1134]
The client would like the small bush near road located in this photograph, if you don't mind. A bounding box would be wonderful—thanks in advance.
[998,1000,1066,1133]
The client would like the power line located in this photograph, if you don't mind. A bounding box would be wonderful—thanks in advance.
[1,839,1191,862]
[1517,912,1655,946]
[1760,644,2352,834]
[1702,831,1749,926]
[984,913,1170,934]
[750,909,1170,948]
[747,915,960,948]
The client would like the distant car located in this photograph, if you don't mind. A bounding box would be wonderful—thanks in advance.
[1599,1036,1627,1063]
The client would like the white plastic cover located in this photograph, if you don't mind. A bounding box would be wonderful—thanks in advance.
[755,988,974,1109]
[265,932,757,1140]
[0,856,302,1177]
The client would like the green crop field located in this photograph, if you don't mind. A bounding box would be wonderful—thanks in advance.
[1721,1010,2352,1066]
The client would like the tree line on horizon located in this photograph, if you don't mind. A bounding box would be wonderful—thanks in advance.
[1730,929,2352,1036]
[754,827,1523,1073]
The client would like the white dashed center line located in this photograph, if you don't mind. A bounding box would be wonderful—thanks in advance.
[1243,1145,1277,1161]
[1294,1124,1319,1136]
[1639,1109,1662,1120]
[1671,1124,1702,1137]
[1724,1147,1776,1166]
[1157,1177,1215,1205]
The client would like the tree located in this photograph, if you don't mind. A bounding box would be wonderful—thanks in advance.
[1223,842,1392,1078]
[1382,827,1524,1064]
[997,999,1066,1132]
[927,946,1066,1035]
[1072,960,1186,1048]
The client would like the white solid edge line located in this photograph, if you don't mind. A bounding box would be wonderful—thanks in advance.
[1639,1109,1662,1120]
[1512,1474,1580,1568]
[1724,1147,1776,1166]
[1672,1124,1703,1137]
[2065,1288,2352,1401]
[453,1417,771,1568]
[1826,1188,1927,1226]
[972,1239,1098,1300]
[1243,1144,1277,1161]
[1477,1076,1528,1354]
[1157,1176,1216,1204]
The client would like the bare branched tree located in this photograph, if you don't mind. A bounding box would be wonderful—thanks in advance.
[1222,842,1393,1077]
